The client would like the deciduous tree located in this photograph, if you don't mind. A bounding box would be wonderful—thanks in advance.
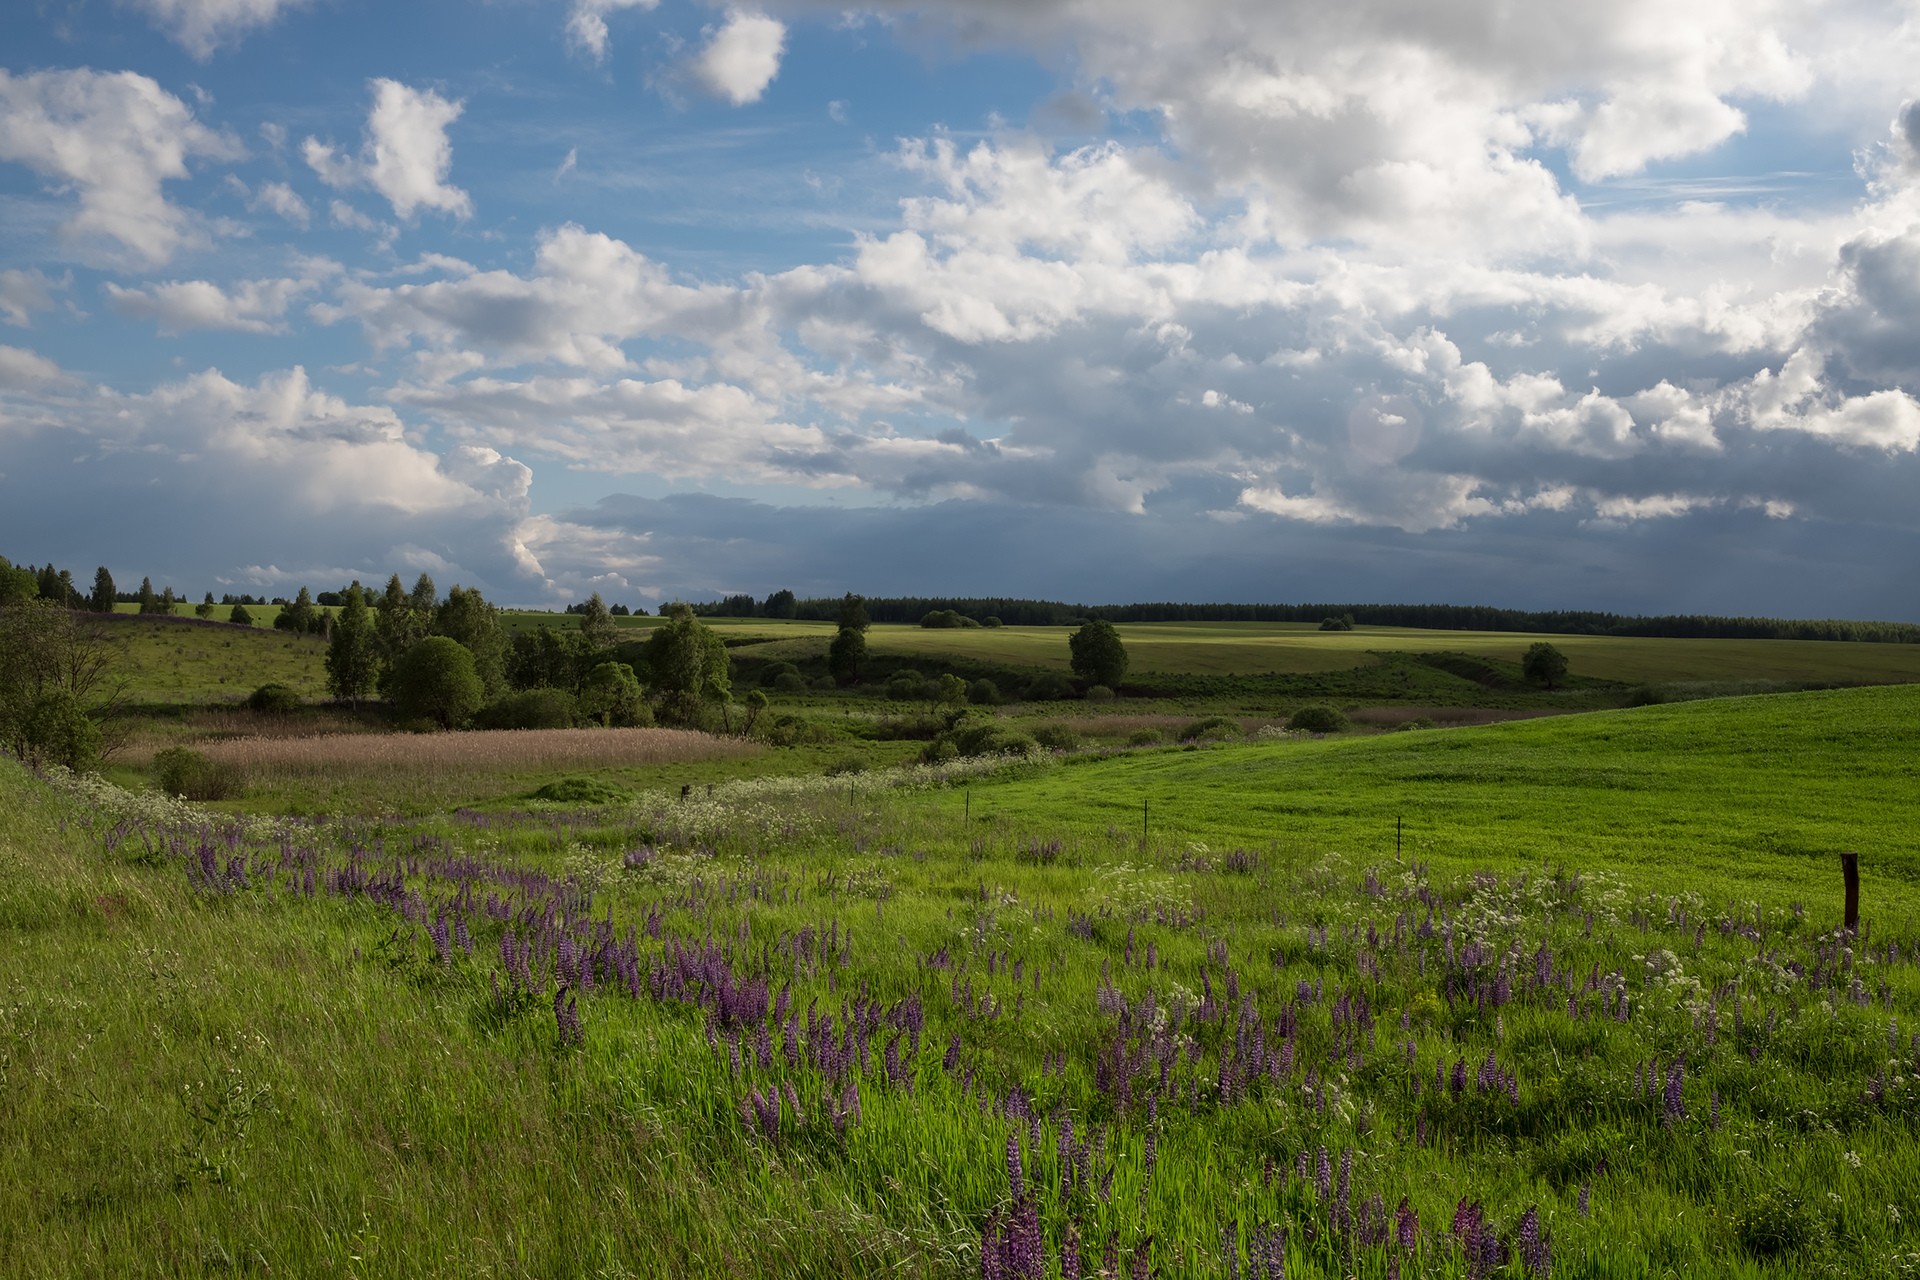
[1069,620,1129,689]
[387,636,484,729]
[1523,642,1569,690]
[325,582,378,705]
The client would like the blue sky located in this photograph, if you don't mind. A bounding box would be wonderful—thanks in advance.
[3,0,1919,616]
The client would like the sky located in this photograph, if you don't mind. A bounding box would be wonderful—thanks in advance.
[2,0,1919,617]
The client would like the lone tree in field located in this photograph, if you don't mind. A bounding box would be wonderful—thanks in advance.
[325,582,377,706]
[828,592,869,685]
[1069,619,1129,690]
[387,636,485,729]
[1523,642,1570,690]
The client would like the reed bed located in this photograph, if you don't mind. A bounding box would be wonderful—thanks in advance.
[196,726,762,778]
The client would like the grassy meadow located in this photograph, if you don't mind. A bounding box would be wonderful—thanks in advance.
[5,677,1919,1277]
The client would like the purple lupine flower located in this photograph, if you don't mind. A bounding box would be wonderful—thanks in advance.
[980,1214,1005,1280]
[1006,1205,1052,1280]
[1006,1131,1023,1198]
[1663,1058,1685,1125]
[1395,1197,1418,1249]
[1518,1206,1550,1276]
[1576,1182,1590,1218]
[1315,1146,1331,1202]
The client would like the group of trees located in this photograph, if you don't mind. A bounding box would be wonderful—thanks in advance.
[320,579,732,732]
[0,556,118,768]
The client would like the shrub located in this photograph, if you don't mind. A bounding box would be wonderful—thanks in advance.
[1031,722,1081,751]
[475,687,580,731]
[1024,672,1075,702]
[245,682,303,714]
[764,714,833,747]
[528,776,634,805]
[1127,727,1165,746]
[967,678,1002,706]
[886,671,928,701]
[945,718,1040,758]
[1286,704,1348,734]
[1393,717,1437,731]
[1083,684,1115,702]
[153,746,243,801]
[981,617,1003,628]
[1734,1187,1824,1259]
[762,662,802,688]
[1178,715,1242,742]
[20,689,101,770]
[228,602,254,627]
[772,671,808,694]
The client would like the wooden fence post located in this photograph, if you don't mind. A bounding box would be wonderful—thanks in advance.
[1841,851,1859,933]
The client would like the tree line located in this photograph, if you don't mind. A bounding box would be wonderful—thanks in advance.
[688,591,1920,643]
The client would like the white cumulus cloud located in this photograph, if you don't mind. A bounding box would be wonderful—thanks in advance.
[304,79,472,221]
[692,11,787,106]
[0,68,242,266]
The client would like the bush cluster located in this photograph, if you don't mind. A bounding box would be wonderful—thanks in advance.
[152,746,243,801]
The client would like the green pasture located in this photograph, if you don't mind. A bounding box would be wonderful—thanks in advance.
[910,684,1920,920]
[6,685,1920,1276]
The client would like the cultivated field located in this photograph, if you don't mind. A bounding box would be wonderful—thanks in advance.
[5,686,1917,1277]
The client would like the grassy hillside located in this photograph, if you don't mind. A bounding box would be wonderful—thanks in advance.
[101,614,328,705]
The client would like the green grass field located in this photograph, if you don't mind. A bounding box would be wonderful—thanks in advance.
[6,686,1919,1277]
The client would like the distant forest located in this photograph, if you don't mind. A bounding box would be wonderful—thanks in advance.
[691,592,1920,644]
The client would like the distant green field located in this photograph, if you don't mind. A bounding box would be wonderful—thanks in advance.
[87,612,1920,720]
[942,683,1920,915]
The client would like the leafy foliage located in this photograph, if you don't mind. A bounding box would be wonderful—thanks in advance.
[1523,642,1571,690]
[387,636,485,729]
[642,606,731,725]
[1068,619,1129,688]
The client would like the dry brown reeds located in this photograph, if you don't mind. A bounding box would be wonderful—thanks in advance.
[195,727,761,779]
